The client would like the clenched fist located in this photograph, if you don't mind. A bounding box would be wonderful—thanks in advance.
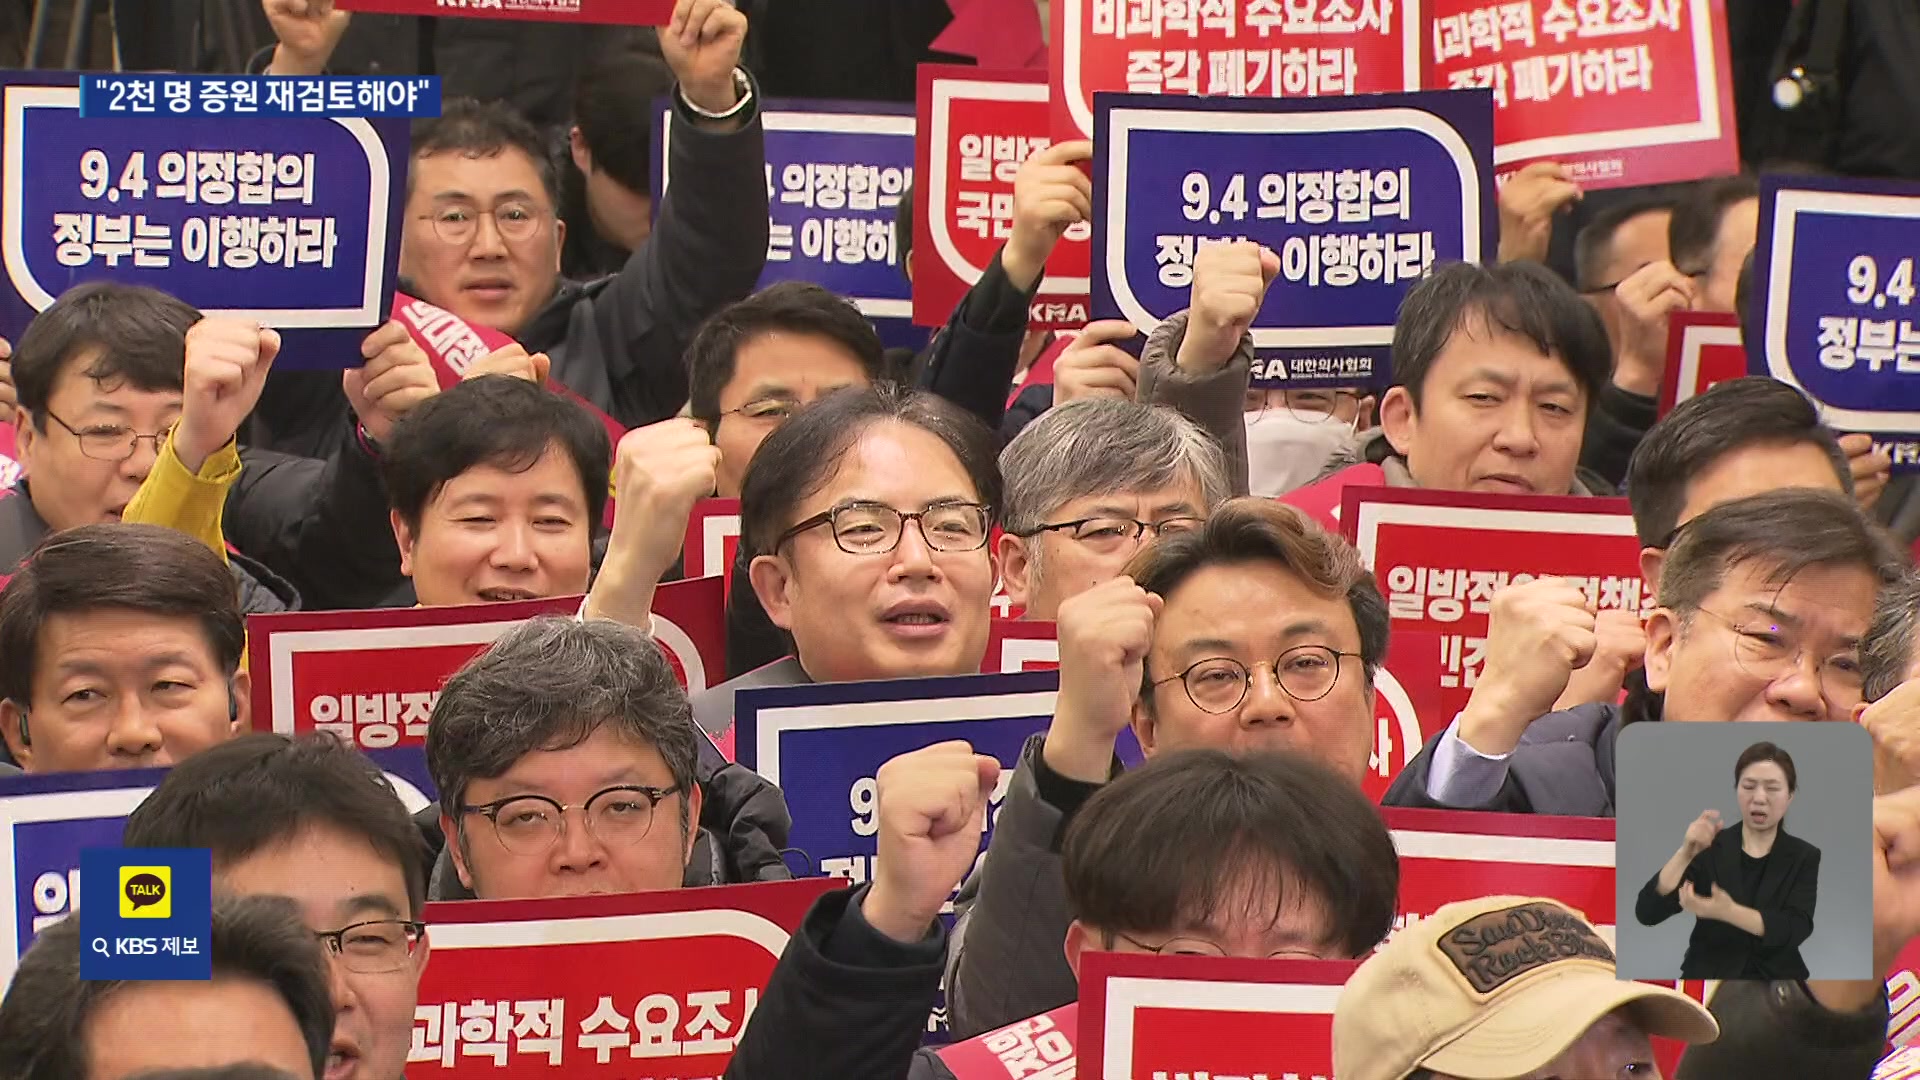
[1177,240,1280,375]
[343,321,439,445]
[1002,139,1094,293]
[662,0,749,119]
[1611,260,1696,396]
[175,317,281,474]
[263,0,350,77]
[1457,576,1598,756]
[1497,162,1581,266]
[1052,320,1141,405]
[585,419,722,628]
[862,741,1001,943]
[1551,608,1646,711]
[1047,576,1162,783]
[1860,678,1920,795]
[1840,433,1892,512]
[1683,808,1722,855]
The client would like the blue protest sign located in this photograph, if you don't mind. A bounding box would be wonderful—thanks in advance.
[78,846,213,980]
[1,748,435,989]
[1093,89,1496,388]
[654,98,928,353]
[1752,174,1920,467]
[81,74,440,119]
[0,73,408,368]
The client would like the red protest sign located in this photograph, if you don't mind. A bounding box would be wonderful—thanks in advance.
[982,619,1060,673]
[913,65,1091,331]
[1658,311,1747,418]
[938,1004,1078,1078]
[647,575,728,696]
[336,0,673,24]
[1079,952,1358,1079]
[1051,0,1421,141]
[684,498,742,600]
[1882,939,1920,1052]
[1424,0,1739,189]
[410,878,840,1075]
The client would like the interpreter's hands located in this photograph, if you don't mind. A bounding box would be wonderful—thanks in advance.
[1497,162,1581,266]
[1684,808,1722,856]
[263,0,350,76]
[464,343,551,385]
[862,741,1001,944]
[1458,577,1598,757]
[1176,240,1280,375]
[1052,321,1141,405]
[343,321,438,445]
[1611,260,1696,396]
[1873,786,1920,978]
[1047,576,1162,783]
[1678,881,1734,922]
[1001,139,1093,293]
[174,317,281,474]
[0,336,14,415]
[1840,433,1892,512]
[662,0,749,117]
[1860,679,1920,795]
[1551,609,1646,711]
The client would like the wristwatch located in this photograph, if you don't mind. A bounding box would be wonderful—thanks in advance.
[680,67,754,122]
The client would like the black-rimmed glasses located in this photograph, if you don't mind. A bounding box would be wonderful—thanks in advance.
[1023,516,1203,555]
[1149,645,1363,714]
[777,500,991,555]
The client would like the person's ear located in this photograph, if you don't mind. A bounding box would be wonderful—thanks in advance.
[392,510,418,579]
[1639,547,1666,597]
[1644,607,1678,694]
[749,553,798,631]
[551,215,567,274]
[682,783,705,866]
[998,533,1033,610]
[227,670,251,734]
[568,126,592,174]
[1,699,32,771]
[443,814,475,892]
[1129,698,1158,758]
[1379,386,1416,456]
[1063,919,1094,979]
[12,406,34,464]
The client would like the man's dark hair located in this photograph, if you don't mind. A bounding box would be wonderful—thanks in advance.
[11,281,198,422]
[1390,261,1612,417]
[1572,197,1674,292]
[1736,247,1756,337]
[1125,498,1389,688]
[123,732,430,918]
[894,182,916,282]
[1736,740,1798,792]
[411,97,559,207]
[0,524,244,707]
[1656,489,1906,617]
[0,895,333,1080]
[684,282,888,425]
[573,50,675,192]
[1063,748,1399,959]
[1625,376,1851,547]
[1863,571,1920,702]
[427,617,699,837]
[738,383,1002,558]
[1669,174,1760,278]
[381,375,611,533]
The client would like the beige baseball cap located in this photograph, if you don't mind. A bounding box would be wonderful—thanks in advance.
[1333,895,1719,1080]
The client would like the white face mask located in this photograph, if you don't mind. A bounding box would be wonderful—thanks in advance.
[1244,409,1360,497]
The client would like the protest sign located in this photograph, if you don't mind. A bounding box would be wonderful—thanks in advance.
[1094,90,1494,387]
[1079,952,1358,1079]
[938,1004,1079,1078]
[0,73,407,365]
[337,0,674,23]
[1342,487,1645,789]
[1424,0,1738,188]
[656,100,920,347]
[983,619,1060,673]
[1879,940,1920,1051]
[684,497,743,598]
[1,748,435,990]
[913,65,1091,330]
[248,580,726,748]
[1753,174,1920,470]
[1051,0,1422,142]
[409,878,839,1074]
[1658,310,1746,418]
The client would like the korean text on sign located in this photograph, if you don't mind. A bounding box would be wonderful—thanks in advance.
[80,75,440,118]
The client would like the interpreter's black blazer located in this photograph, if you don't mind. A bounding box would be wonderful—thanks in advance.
[1635,823,1820,980]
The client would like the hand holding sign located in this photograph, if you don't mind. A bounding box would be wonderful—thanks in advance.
[587,419,722,628]
[1614,261,1697,396]
[1683,808,1721,856]
[1496,162,1582,266]
[662,0,749,118]
[1002,139,1094,293]
[1841,433,1892,512]
[463,342,550,385]
[263,0,351,77]
[862,740,1001,944]
[343,320,439,445]
[1052,320,1141,405]
[1175,240,1280,376]
[175,317,281,474]
[1049,576,1161,783]
[1457,576,1597,757]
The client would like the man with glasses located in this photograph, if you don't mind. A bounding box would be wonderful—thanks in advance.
[122,733,432,1080]
[946,497,1389,1038]
[1388,487,1905,817]
[1242,387,1373,497]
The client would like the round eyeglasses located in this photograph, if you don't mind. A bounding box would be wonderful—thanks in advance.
[459,784,681,856]
[1149,645,1362,714]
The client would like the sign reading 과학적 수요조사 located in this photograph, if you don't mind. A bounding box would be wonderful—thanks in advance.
[0,72,408,368]
[1092,89,1495,389]
[1752,174,1920,472]
[80,75,440,118]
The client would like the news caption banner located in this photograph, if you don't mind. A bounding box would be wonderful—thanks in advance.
[1752,173,1920,472]
[1424,0,1738,188]
[1657,311,1745,419]
[0,72,414,366]
[246,582,726,752]
[654,99,925,352]
[0,748,437,990]
[1092,89,1495,390]
[406,878,837,1074]
[336,0,675,23]
[1340,486,1645,799]
[913,65,1092,331]
[1050,0,1423,142]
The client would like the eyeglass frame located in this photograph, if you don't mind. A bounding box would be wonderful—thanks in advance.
[40,409,176,462]
[413,202,552,246]
[1245,388,1366,425]
[775,499,994,555]
[1148,644,1365,714]
[1686,604,1865,692]
[1019,516,1205,545]
[312,918,429,974]
[458,783,683,854]
[1109,929,1323,960]
[720,395,803,423]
